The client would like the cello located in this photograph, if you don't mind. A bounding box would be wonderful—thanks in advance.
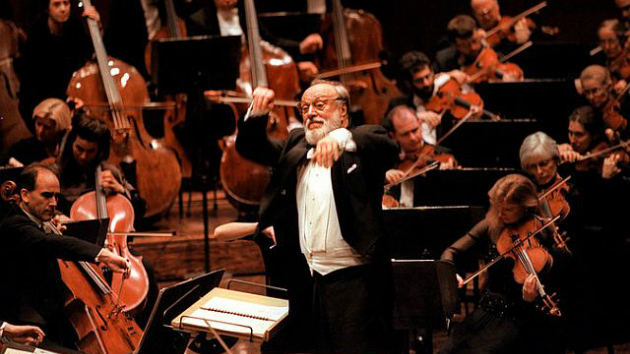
[219,0,301,211]
[70,164,149,316]
[317,0,401,125]
[67,0,182,219]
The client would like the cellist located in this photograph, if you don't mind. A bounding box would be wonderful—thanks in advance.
[388,51,481,146]
[55,114,159,328]
[0,163,128,353]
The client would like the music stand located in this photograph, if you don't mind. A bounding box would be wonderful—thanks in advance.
[391,259,458,354]
[64,218,110,247]
[134,269,225,354]
[153,35,241,272]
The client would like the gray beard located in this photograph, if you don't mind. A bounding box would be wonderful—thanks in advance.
[305,113,342,145]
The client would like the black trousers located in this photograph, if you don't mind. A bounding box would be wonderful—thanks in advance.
[313,263,393,354]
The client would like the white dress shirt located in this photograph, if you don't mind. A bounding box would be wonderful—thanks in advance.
[216,7,243,37]
[296,128,370,276]
[413,73,451,146]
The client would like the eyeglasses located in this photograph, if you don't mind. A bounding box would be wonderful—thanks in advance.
[299,97,343,116]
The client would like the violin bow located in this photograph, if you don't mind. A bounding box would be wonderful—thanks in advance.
[537,175,572,201]
[484,2,547,39]
[461,213,561,286]
[384,161,440,191]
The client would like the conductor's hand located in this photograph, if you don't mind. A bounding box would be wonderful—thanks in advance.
[250,87,275,116]
[522,274,538,302]
[4,323,45,346]
[96,249,129,274]
[313,135,340,168]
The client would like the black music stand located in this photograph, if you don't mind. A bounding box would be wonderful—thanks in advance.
[441,119,541,168]
[153,35,241,272]
[392,259,458,354]
[134,269,225,354]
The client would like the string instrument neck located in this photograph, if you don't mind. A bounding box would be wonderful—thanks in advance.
[244,0,268,88]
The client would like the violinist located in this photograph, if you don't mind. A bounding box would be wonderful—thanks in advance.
[382,105,457,207]
[559,106,629,179]
[435,14,522,83]
[471,0,532,52]
[15,0,100,126]
[615,0,630,33]
[8,98,72,167]
[519,132,571,216]
[389,51,479,146]
[438,174,569,354]
[0,163,128,353]
[597,19,630,85]
[577,64,629,136]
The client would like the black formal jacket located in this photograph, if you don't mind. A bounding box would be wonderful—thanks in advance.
[0,205,101,326]
[235,113,398,259]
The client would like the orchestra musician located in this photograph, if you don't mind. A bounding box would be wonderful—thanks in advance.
[15,0,99,128]
[8,98,72,167]
[615,0,630,32]
[577,64,629,136]
[389,51,478,146]
[382,105,457,207]
[597,19,630,85]
[470,0,532,51]
[54,113,159,328]
[438,174,568,354]
[559,105,629,179]
[435,15,522,82]
[235,80,398,353]
[0,163,128,353]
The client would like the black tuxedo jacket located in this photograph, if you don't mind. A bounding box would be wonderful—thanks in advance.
[235,113,398,258]
[0,206,101,326]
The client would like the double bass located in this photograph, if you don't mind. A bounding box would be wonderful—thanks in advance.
[67,0,182,219]
[219,0,301,211]
[317,0,401,125]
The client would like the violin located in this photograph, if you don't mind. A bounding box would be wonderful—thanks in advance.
[574,139,630,173]
[463,215,562,316]
[484,2,546,47]
[602,97,629,133]
[464,46,524,84]
[425,78,496,120]
[538,175,571,250]
[496,217,561,316]
[70,164,149,317]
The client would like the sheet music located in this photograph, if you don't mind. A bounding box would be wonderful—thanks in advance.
[180,296,288,338]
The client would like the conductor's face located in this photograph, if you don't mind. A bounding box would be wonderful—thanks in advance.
[301,83,349,145]
[21,169,60,222]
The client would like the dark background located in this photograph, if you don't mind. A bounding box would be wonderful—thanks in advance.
[4,0,619,62]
